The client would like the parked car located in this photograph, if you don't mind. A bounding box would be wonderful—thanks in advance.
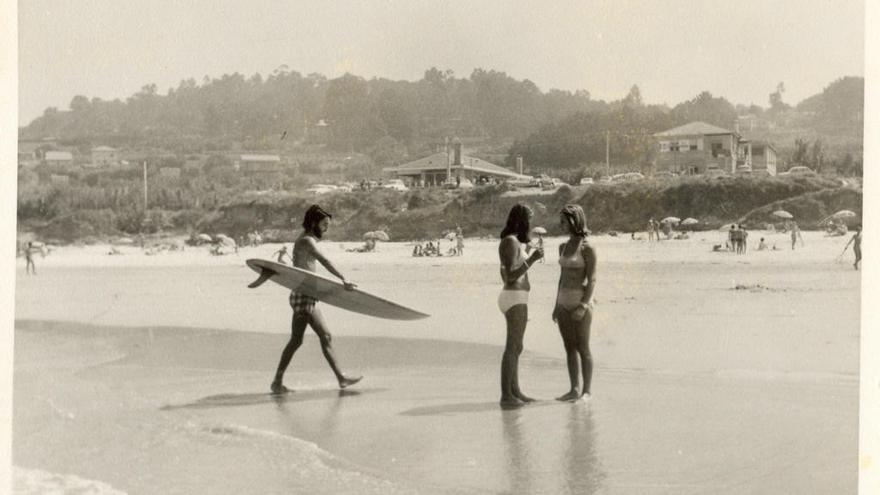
[382,179,409,191]
[578,177,595,185]
[540,177,564,189]
[305,184,337,194]
[611,172,644,183]
[653,171,678,180]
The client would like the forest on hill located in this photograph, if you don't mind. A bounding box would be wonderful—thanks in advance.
[21,68,863,174]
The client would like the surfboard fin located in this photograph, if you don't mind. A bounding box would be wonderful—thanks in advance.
[248,267,278,288]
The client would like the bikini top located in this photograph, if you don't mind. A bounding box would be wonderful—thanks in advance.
[559,240,587,269]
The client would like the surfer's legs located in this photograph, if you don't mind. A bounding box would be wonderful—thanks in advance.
[271,313,308,393]
[501,304,529,406]
[308,308,362,388]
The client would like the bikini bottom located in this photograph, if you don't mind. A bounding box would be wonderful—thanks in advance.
[498,290,528,314]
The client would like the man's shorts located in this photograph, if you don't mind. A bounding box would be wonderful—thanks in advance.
[289,292,317,316]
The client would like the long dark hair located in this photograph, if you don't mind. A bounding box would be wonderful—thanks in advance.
[500,204,532,243]
[302,204,332,239]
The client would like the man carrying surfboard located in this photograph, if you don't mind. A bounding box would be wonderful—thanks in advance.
[271,204,363,394]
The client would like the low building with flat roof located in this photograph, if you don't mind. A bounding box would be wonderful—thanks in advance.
[384,142,530,186]
[236,154,283,174]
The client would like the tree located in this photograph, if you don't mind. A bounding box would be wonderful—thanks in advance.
[769,82,789,113]
[792,138,809,165]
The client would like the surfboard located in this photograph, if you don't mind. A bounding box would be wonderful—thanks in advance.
[246,259,430,321]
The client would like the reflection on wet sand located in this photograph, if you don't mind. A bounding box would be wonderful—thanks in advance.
[501,402,605,494]
[563,403,604,494]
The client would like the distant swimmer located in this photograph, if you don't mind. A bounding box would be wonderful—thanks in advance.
[498,204,544,407]
[842,225,862,270]
[24,242,37,275]
[271,204,362,394]
[553,205,597,402]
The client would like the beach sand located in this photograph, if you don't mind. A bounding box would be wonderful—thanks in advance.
[13,231,860,494]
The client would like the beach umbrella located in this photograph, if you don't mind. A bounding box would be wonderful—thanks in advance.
[363,231,390,242]
[681,218,699,226]
[772,210,793,219]
[660,217,681,224]
[831,210,856,219]
[532,227,548,236]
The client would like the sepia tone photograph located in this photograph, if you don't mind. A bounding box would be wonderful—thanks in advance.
[1,0,878,493]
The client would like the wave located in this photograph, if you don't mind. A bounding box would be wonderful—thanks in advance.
[14,467,127,495]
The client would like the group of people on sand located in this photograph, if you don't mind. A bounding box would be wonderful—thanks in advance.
[412,230,464,257]
[727,225,749,254]
[269,203,596,408]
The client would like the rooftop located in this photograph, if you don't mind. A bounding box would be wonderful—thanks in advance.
[44,151,73,160]
[654,121,736,137]
[240,154,281,162]
[388,152,530,179]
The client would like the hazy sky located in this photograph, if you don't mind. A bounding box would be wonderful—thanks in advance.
[18,0,864,126]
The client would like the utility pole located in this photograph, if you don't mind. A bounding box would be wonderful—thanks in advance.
[143,160,148,210]
[605,130,610,175]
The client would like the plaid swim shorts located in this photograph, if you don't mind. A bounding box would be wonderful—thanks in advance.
[289,292,317,315]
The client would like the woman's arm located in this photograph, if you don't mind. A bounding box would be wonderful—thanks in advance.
[499,237,540,283]
[580,243,598,305]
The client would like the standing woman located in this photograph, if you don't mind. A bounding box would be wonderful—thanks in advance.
[498,204,544,407]
[553,205,597,401]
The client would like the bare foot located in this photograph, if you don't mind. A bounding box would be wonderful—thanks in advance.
[339,375,363,389]
[556,390,580,402]
[514,392,536,403]
[500,396,524,409]
[270,382,291,395]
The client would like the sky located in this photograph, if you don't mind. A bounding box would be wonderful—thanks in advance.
[17,0,865,126]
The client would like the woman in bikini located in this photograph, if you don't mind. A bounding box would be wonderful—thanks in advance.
[498,204,544,407]
[553,205,597,401]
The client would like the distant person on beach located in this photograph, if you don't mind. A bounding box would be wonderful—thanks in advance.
[498,204,544,407]
[273,246,291,265]
[456,226,464,256]
[271,204,362,394]
[789,221,804,250]
[843,226,862,270]
[739,225,748,254]
[553,205,597,402]
[24,242,37,275]
[728,225,737,253]
[757,238,769,251]
[647,219,656,242]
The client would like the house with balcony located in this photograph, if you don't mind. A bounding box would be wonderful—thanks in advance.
[654,121,745,175]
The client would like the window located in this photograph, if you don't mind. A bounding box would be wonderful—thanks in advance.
[752,147,764,156]
[670,142,680,152]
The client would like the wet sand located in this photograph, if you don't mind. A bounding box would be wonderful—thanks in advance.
[13,232,860,494]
